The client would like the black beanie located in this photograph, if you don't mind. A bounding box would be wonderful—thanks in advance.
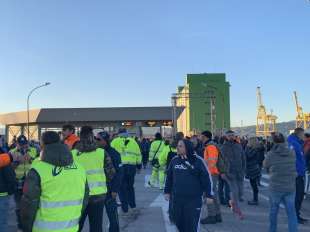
[201,130,212,139]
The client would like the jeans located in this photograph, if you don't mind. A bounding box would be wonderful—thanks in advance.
[207,175,221,217]
[250,178,259,201]
[269,191,298,232]
[105,194,120,232]
[226,176,243,212]
[14,189,23,230]
[0,195,9,232]
[295,176,305,218]
[218,175,230,204]
[79,197,105,232]
[119,165,136,213]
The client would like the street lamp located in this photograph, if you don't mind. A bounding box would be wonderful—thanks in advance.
[27,82,51,140]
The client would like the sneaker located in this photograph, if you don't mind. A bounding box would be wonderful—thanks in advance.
[200,216,217,225]
[148,181,155,187]
[130,207,139,215]
[298,216,308,224]
[120,211,130,217]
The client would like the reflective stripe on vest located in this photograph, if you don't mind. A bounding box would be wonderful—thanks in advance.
[34,218,79,230]
[86,169,103,175]
[11,147,38,179]
[88,182,106,190]
[71,148,107,196]
[32,161,86,232]
[40,199,83,208]
[205,144,220,175]
[0,192,8,197]
[111,137,142,166]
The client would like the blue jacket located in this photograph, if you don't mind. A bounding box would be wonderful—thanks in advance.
[164,155,212,198]
[287,134,306,177]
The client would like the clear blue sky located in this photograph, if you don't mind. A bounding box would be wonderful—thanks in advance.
[0,0,309,127]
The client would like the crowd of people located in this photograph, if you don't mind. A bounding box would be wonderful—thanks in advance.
[0,125,309,232]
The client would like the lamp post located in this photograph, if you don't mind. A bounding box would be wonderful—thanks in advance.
[27,82,51,140]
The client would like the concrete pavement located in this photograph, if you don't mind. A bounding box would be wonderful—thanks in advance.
[8,168,310,231]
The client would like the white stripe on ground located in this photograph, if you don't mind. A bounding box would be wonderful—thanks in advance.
[150,194,178,232]
[144,175,151,188]
[262,174,270,180]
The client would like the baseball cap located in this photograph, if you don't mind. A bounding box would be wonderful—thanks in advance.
[17,135,28,146]
[118,128,129,137]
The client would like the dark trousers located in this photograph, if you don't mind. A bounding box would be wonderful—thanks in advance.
[14,189,23,230]
[105,194,120,232]
[218,176,230,203]
[295,176,305,217]
[79,198,105,232]
[142,152,149,168]
[249,178,259,201]
[173,197,202,232]
[119,165,136,213]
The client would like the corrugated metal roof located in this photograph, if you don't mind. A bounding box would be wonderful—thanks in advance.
[0,107,184,125]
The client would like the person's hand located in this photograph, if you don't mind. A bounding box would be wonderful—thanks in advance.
[24,154,31,162]
[111,192,118,199]
[206,198,214,204]
[180,154,188,160]
[165,194,170,201]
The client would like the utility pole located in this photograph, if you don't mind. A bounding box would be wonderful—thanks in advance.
[171,94,177,137]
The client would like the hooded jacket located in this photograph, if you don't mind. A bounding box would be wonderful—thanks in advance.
[20,143,89,232]
[287,134,306,176]
[244,146,261,179]
[164,155,212,198]
[264,143,297,193]
[221,140,245,180]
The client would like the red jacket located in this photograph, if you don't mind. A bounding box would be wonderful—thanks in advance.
[304,138,310,154]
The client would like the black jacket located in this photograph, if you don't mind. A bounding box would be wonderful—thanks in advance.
[103,145,123,194]
[245,146,261,179]
[164,155,212,198]
[0,153,16,195]
[20,143,89,232]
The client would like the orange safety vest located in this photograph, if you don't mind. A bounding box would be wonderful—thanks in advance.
[0,153,11,168]
[204,144,219,175]
[64,134,80,150]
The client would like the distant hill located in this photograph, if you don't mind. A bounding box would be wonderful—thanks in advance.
[232,121,296,137]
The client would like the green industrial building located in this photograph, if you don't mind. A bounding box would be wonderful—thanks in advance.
[176,73,230,135]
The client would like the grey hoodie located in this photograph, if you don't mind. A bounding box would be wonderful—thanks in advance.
[264,143,297,193]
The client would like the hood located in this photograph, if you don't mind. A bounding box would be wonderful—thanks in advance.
[42,143,73,167]
[271,143,292,156]
[288,134,304,146]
